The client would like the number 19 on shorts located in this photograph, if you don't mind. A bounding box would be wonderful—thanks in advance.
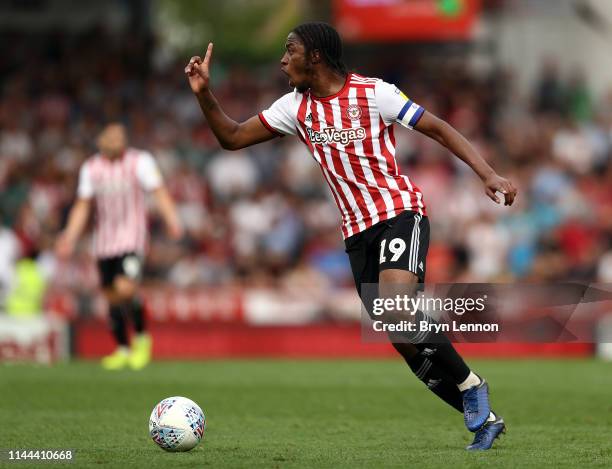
[379,238,407,263]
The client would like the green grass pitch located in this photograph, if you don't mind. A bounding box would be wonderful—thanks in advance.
[1,359,611,468]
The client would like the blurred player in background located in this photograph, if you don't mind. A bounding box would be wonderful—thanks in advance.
[186,22,516,450]
[56,123,183,370]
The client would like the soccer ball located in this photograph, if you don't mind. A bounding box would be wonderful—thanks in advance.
[149,396,206,452]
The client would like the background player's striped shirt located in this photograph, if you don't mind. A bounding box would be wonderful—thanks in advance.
[259,73,427,239]
[77,148,162,259]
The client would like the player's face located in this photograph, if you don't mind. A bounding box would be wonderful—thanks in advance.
[97,123,127,159]
[280,33,312,93]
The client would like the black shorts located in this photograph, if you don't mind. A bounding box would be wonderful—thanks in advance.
[344,210,430,300]
[97,252,144,288]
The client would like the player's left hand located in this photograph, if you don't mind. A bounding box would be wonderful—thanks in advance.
[483,174,517,206]
[167,220,184,241]
[55,233,75,259]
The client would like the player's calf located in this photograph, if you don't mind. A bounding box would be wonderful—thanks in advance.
[393,342,464,413]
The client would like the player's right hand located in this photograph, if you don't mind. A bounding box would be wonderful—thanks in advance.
[185,43,213,95]
[55,233,75,259]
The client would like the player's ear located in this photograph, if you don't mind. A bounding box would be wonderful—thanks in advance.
[310,49,322,65]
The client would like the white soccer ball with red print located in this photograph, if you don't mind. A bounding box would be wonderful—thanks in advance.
[149,396,206,452]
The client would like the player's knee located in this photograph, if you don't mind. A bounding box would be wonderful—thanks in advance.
[379,268,418,289]
[113,276,138,300]
[379,269,419,301]
[102,287,120,305]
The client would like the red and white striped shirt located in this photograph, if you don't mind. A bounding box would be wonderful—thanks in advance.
[259,73,427,239]
[77,148,162,259]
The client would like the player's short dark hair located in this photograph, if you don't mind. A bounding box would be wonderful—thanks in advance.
[292,22,348,76]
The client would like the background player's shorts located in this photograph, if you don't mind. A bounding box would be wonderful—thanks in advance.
[97,252,143,288]
[344,210,430,300]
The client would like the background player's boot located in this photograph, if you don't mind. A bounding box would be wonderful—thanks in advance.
[101,348,129,370]
[462,379,491,431]
[129,334,152,370]
[466,415,506,450]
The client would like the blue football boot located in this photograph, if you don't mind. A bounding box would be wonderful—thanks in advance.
[462,378,491,432]
[466,415,506,451]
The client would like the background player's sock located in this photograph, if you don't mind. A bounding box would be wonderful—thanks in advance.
[392,343,463,412]
[128,296,146,334]
[109,304,129,346]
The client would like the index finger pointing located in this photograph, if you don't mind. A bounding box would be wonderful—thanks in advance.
[203,43,213,65]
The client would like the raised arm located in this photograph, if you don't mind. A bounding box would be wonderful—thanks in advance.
[185,43,276,150]
[415,111,517,206]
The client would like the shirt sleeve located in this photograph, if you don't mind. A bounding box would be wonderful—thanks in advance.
[258,91,299,136]
[76,162,94,199]
[375,80,425,129]
[136,151,163,191]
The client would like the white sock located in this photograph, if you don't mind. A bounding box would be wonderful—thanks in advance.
[487,411,496,422]
[117,346,129,355]
[457,371,481,392]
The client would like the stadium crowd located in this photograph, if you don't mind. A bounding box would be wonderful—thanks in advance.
[1,28,611,307]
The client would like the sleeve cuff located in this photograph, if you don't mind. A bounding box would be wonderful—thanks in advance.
[258,113,284,137]
[409,107,425,128]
